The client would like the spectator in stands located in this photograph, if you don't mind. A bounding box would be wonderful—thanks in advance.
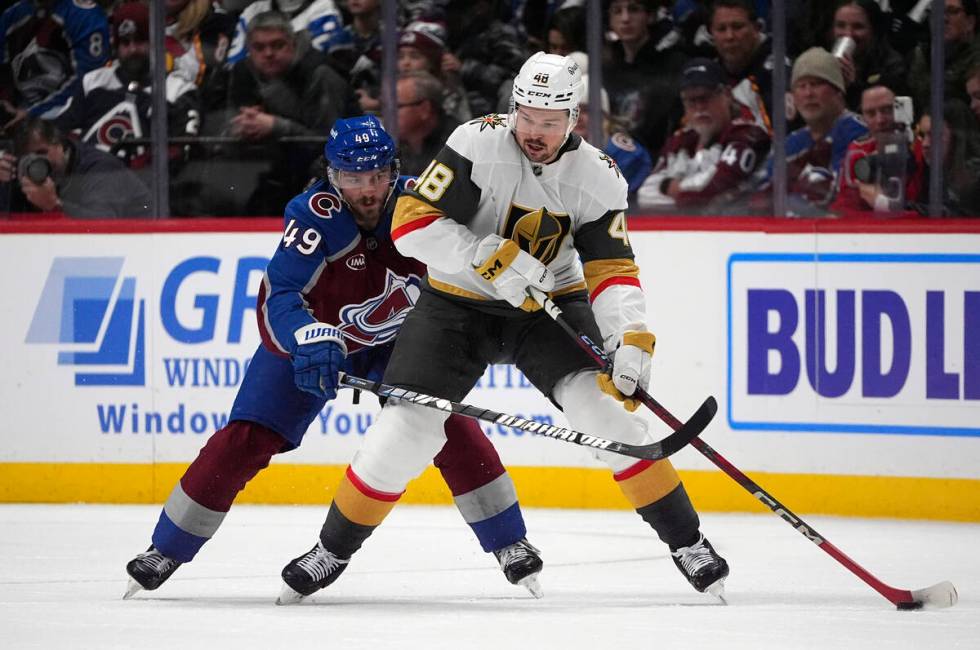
[0,0,110,123]
[225,10,351,214]
[165,0,237,116]
[335,0,381,63]
[0,117,151,218]
[913,103,980,216]
[229,1,345,69]
[56,1,201,167]
[340,0,386,113]
[708,0,789,133]
[770,47,868,211]
[832,85,923,216]
[444,0,528,117]
[635,58,770,211]
[968,65,980,125]
[546,4,586,57]
[602,0,687,155]
[395,70,460,176]
[397,21,470,122]
[909,0,979,113]
[572,75,653,197]
[828,0,909,111]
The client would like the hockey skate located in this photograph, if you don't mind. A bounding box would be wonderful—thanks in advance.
[277,541,350,605]
[493,538,543,598]
[671,534,729,603]
[123,546,182,599]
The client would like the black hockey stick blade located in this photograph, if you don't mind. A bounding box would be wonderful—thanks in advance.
[660,395,717,456]
[338,373,695,461]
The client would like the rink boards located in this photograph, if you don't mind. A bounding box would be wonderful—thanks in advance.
[1,218,978,521]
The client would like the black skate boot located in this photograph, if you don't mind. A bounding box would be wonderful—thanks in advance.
[670,534,729,601]
[277,541,351,605]
[124,546,182,599]
[493,538,543,598]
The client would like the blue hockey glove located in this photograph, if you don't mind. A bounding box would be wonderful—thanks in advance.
[291,323,347,400]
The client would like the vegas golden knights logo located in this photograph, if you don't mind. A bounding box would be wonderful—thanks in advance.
[503,204,571,266]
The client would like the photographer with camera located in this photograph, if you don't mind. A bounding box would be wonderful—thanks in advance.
[0,117,151,218]
[832,85,923,217]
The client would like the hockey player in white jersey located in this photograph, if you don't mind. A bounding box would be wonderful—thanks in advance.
[278,52,729,604]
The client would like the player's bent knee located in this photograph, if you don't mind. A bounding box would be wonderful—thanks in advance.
[555,370,652,472]
[350,401,449,493]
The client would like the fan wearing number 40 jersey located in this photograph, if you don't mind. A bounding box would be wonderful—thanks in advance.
[636,58,771,212]
[279,53,730,605]
[124,115,543,601]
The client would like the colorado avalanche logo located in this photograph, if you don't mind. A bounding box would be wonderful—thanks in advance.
[338,269,422,347]
[97,116,135,147]
[309,191,342,219]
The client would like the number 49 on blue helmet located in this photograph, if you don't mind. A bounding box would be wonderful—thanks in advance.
[325,115,399,179]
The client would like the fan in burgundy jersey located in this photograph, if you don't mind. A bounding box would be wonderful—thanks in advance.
[637,57,770,211]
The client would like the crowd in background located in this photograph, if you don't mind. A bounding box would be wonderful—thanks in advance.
[1,0,979,218]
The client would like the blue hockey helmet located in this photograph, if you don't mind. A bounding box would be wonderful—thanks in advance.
[325,115,397,173]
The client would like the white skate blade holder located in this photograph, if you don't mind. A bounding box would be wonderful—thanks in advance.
[122,578,143,600]
[276,582,307,606]
[706,578,728,605]
[519,574,543,599]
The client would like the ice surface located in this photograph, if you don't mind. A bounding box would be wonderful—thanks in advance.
[1,505,976,649]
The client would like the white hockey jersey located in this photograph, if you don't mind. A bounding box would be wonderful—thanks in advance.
[392,113,647,346]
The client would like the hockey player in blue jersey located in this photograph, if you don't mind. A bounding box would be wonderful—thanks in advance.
[124,115,543,600]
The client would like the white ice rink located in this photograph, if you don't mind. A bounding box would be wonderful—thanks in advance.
[1,504,976,649]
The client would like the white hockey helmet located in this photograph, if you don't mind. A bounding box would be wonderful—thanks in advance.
[510,51,585,138]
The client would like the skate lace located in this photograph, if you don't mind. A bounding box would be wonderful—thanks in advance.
[672,536,714,575]
[295,543,348,583]
[495,539,540,569]
[138,549,178,574]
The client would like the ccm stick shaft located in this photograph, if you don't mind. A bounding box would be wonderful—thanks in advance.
[526,286,957,609]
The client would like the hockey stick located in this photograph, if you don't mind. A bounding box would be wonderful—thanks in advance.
[526,287,958,610]
[338,373,697,461]
[525,286,717,442]
[692,439,957,609]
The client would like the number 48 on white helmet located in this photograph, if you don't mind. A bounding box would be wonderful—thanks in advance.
[509,51,585,144]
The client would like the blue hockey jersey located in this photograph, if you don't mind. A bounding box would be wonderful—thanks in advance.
[257,176,425,358]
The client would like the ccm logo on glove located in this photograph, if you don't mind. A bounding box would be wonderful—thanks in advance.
[597,330,656,412]
[473,235,554,310]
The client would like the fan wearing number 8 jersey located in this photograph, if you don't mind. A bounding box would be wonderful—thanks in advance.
[636,58,770,210]
[124,115,542,601]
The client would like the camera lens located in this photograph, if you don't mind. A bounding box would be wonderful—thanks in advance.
[17,153,52,184]
[854,154,878,184]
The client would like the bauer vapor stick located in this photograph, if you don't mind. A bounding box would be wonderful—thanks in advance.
[526,287,957,610]
[338,373,703,461]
